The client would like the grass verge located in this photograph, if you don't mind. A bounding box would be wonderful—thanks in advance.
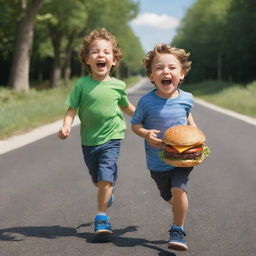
[1,77,255,140]
[182,80,256,118]
[0,76,141,140]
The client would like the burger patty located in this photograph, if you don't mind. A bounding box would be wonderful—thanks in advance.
[164,150,202,160]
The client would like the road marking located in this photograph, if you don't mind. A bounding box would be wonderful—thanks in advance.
[0,79,148,155]
[0,117,80,155]
[195,98,256,126]
[0,79,255,155]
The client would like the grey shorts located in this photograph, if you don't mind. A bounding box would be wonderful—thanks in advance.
[150,167,193,201]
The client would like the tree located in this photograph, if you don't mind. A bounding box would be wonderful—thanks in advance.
[83,0,143,77]
[0,1,19,85]
[224,0,256,82]
[1,0,144,89]
[172,0,231,82]
[39,0,142,86]
[118,25,145,77]
[40,0,88,87]
[8,0,44,92]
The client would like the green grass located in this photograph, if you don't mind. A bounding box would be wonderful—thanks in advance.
[0,76,141,140]
[182,80,256,118]
[1,77,255,140]
[124,75,141,88]
[0,83,72,139]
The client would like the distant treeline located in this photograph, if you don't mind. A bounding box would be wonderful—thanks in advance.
[172,0,256,84]
[2,0,253,91]
[0,0,145,91]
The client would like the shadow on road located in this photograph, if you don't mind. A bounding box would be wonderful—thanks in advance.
[77,223,176,256]
[0,223,176,256]
[0,225,77,241]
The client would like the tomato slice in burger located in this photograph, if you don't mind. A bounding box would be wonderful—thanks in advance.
[164,144,180,153]
[183,145,204,153]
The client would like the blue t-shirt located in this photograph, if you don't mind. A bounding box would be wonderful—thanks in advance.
[131,89,194,171]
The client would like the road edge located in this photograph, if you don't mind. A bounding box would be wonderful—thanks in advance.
[1,78,255,155]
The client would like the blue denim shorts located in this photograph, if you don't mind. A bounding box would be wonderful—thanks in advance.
[81,140,121,184]
[150,167,193,201]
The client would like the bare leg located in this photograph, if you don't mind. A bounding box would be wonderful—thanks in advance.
[97,181,113,212]
[168,198,173,205]
[171,187,188,227]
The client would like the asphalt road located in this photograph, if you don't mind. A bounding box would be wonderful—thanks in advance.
[1,80,256,256]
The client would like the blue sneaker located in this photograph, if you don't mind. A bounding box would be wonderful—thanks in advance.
[107,187,114,208]
[94,215,113,235]
[168,225,188,251]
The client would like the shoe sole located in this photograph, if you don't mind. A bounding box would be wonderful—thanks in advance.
[168,242,188,251]
[95,229,113,235]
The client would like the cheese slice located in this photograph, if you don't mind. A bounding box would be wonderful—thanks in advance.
[172,145,194,153]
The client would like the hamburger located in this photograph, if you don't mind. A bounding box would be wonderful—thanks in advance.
[162,125,210,167]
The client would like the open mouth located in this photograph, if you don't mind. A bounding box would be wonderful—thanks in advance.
[96,61,106,68]
[161,79,172,86]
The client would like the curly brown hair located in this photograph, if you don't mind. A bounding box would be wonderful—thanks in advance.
[78,28,123,73]
[143,44,192,79]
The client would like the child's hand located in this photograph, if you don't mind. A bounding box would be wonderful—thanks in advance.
[58,126,71,140]
[146,129,163,148]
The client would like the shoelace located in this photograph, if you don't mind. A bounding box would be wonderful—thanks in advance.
[95,219,111,227]
[169,228,186,240]
[96,220,107,224]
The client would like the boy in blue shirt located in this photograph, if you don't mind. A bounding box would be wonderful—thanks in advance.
[131,44,196,251]
[59,28,135,235]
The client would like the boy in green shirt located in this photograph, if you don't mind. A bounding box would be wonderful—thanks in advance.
[59,28,135,234]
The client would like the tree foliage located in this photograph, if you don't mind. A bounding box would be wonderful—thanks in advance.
[0,0,144,90]
[0,0,19,84]
[172,0,256,83]
[81,0,144,76]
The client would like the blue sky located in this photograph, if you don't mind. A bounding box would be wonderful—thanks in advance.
[130,0,196,52]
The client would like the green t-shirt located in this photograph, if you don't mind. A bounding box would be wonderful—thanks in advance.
[66,75,130,146]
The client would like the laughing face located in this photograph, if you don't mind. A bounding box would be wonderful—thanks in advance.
[150,54,184,98]
[86,39,116,81]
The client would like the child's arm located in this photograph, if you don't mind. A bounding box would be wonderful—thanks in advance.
[58,107,77,139]
[131,124,162,148]
[188,113,197,127]
[120,102,135,117]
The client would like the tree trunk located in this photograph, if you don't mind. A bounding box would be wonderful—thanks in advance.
[115,65,121,79]
[8,0,44,92]
[63,48,72,84]
[50,56,61,88]
[49,29,62,88]
[217,53,222,81]
[127,66,131,78]
[63,33,75,84]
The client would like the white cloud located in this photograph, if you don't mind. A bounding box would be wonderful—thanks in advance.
[131,12,180,30]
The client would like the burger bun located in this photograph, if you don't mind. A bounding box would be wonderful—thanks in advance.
[162,125,207,167]
[163,125,205,147]
[164,155,205,167]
